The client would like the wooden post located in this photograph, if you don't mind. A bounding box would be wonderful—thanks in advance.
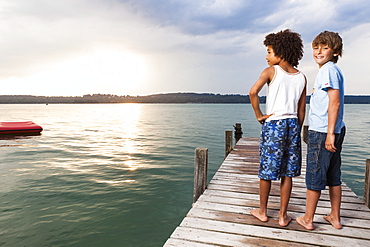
[234,123,243,144]
[225,130,233,158]
[303,125,309,144]
[364,159,370,208]
[194,148,208,203]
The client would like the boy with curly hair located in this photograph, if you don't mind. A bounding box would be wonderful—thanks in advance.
[297,31,345,230]
[249,29,307,226]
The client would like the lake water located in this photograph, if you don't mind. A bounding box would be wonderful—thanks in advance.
[0,104,369,246]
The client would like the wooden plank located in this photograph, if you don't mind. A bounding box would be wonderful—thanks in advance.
[164,238,218,247]
[166,227,316,247]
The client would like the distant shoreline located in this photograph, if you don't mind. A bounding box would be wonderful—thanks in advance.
[1,93,369,104]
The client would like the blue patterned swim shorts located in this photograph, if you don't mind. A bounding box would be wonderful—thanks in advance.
[259,118,302,180]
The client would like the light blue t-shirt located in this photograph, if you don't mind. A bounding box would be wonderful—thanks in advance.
[309,61,345,133]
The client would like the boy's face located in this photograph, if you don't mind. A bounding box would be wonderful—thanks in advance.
[312,44,337,68]
[266,45,282,66]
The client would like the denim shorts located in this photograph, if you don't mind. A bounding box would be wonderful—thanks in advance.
[306,127,346,190]
[259,118,302,180]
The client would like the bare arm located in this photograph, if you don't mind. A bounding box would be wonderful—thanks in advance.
[249,67,274,124]
[297,75,307,131]
[297,83,307,131]
[325,88,341,152]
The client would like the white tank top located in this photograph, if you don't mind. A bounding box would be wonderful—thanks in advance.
[265,65,306,122]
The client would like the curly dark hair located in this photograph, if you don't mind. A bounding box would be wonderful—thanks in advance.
[263,29,303,67]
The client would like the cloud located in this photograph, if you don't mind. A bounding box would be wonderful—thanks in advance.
[120,0,280,34]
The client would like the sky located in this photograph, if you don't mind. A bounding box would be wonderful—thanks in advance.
[1,0,370,96]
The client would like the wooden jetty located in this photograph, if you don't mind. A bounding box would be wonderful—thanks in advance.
[164,137,370,247]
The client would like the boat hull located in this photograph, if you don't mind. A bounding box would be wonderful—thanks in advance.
[0,121,43,135]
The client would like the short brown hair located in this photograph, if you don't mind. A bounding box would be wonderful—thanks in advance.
[312,31,343,63]
[264,29,303,67]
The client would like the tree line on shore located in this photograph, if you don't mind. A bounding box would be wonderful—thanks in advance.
[0,93,369,104]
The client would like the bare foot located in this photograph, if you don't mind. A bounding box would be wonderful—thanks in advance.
[279,214,292,227]
[323,215,342,229]
[250,208,268,222]
[296,216,314,230]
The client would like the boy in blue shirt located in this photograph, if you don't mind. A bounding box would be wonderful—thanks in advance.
[297,31,345,230]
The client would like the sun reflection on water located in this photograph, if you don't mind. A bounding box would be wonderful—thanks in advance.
[77,103,145,185]
[124,158,138,171]
[115,103,142,171]
[96,180,136,185]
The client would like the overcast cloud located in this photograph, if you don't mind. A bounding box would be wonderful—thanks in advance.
[0,0,369,96]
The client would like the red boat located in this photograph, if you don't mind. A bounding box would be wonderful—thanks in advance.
[0,121,43,135]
